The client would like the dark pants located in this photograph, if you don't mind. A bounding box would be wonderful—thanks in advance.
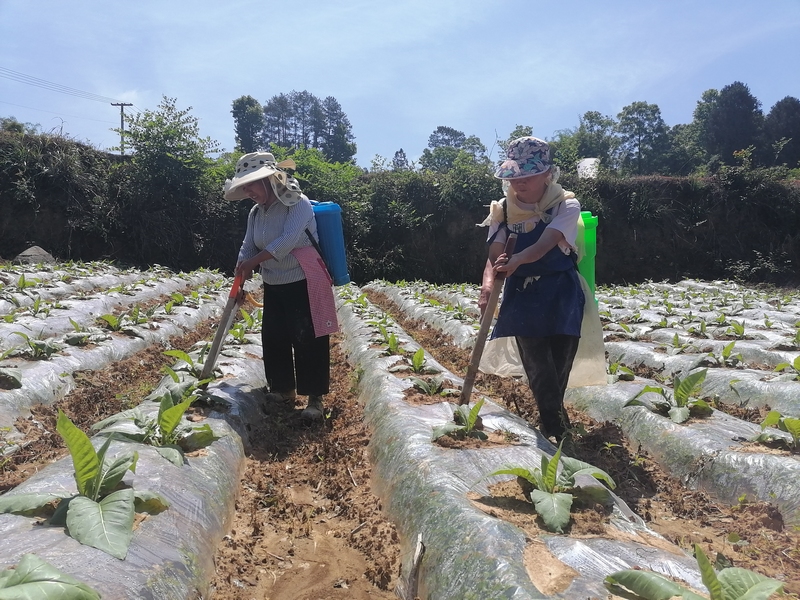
[515,335,580,440]
[262,279,329,397]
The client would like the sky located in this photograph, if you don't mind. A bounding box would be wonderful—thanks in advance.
[1,0,799,168]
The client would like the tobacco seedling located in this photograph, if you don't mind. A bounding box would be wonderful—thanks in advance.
[754,410,800,451]
[607,361,635,383]
[625,368,712,424]
[772,356,800,381]
[92,381,217,467]
[0,411,169,559]
[0,553,101,599]
[432,398,487,441]
[162,349,209,380]
[728,320,747,339]
[15,273,40,291]
[605,543,783,600]
[12,331,63,359]
[63,317,111,346]
[488,442,616,533]
[702,341,743,368]
[410,375,458,397]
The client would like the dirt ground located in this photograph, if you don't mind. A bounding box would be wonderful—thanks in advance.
[2,286,799,598]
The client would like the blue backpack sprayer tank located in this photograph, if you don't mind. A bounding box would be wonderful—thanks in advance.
[310,201,350,286]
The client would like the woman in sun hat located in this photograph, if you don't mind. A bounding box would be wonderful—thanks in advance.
[224,152,337,422]
[477,136,586,443]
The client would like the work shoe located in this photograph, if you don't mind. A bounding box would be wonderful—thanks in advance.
[263,390,297,406]
[301,395,325,422]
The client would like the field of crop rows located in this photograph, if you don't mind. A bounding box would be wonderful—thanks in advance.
[1,262,798,598]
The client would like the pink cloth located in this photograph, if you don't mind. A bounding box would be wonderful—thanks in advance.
[291,246,339,337]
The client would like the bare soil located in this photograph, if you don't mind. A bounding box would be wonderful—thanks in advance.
[2,285,799,597]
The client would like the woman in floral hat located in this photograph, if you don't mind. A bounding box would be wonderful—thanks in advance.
[478,137,585,442]
[223,152,337,422]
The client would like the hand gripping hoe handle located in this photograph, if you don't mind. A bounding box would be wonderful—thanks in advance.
[199,274,246,382]
[459,234,517,405]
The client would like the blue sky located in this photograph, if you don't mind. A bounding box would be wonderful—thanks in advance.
[1,0,799,168]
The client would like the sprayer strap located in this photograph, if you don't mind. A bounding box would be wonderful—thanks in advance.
[305,228,331,275]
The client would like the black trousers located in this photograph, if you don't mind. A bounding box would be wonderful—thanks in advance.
[261,279,329,397]
[515,335,580,439]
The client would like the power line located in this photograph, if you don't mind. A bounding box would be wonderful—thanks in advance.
[0,67,125,104]
[0,100,118,125]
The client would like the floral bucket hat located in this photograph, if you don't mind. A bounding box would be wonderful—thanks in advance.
[494,136,552,180]
[223,151,304,205]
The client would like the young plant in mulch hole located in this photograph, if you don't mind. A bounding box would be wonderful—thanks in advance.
[0,553,101,599]
[753,410,800,452]
[97,308,149,336]
[486,441,616,533]
[0,410,169,559]
[11,331,63,359]
[432,398,488,442]
[62,317,111,347]
[605,542,784,600]
[91,378,219,467]
[769,356,800,382]
[625,368,713,424]
[607,359,635,383]
[389,348,441,375]
[701,341,744,368]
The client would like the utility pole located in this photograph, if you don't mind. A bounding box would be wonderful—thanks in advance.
[111,102,133,155]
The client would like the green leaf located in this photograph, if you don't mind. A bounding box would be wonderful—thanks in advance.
[674,369,707,405]
[0,553,101,599]
[56,411,99,498]
[66,489,135,560]
[668,405,691,423]
[489,467,536,485]
[155,445,184,467]
[163,349,194,368]
[179,424,218,451]
[760,410,781,430]
[604,569,692,600]
[528,490,573,533]
[133,490,170,514]
[0,493,68,517]
[717,567,784,600]
[158,397,193,440]
[567,466,617,490]
[96,452,138,498]
[467,398,484,431]
[694,545,723,600]
[431,422,463,440]
[542,443,563,493]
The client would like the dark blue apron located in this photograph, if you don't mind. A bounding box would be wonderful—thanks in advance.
[490,210,584,339]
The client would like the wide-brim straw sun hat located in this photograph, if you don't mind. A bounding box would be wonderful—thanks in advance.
[494,136,552,180]
[223,151,304,205]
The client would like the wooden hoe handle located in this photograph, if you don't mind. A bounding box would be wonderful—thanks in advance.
[459,234,517,405]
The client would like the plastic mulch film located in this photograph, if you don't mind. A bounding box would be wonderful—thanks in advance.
[0,270,224,351]
[565,382,800,525]
[363,281,479,350]
[0,347,269,598]
[605,341,800,417]
[0,283,228,443]
[337,292,704,599]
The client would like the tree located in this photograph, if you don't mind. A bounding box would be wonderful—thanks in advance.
[0,116,39,135]
[575,111,616,164]
[320,96,357,163]
[549,128,580,175]
[705,81,763,165]
[420,126,488,173]
[392,149,410,171]
[262,93,293,147]
[113,96,221,267]
[764,96,800,168]
[615,101,670,175]
[231,96,264,153]
[499,125,533,157]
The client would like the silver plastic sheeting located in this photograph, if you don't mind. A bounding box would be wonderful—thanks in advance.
[565,382,800,525]
[337,293,703,599]
[363,281,479,350]
[0,352,269,597]
[0,299,225,429]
